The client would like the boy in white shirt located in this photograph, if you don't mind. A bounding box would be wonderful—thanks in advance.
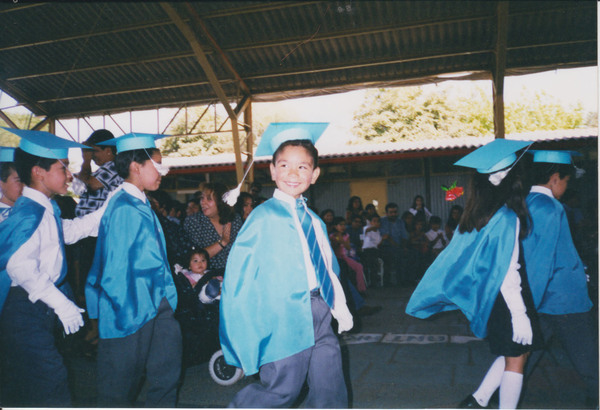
[362,214,382,287]
[0,129,103,407]
[425,215,448,259]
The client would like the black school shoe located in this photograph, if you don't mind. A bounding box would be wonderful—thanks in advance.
[458,395,487,408]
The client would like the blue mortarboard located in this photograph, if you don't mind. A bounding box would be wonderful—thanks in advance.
[1,127,87,159]
[254,122,329,157]
[98,132,168,153]
[0,147,15,162]
[529,150,580,164]
[454,139,532,173]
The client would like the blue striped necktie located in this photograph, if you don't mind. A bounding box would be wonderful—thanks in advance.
[296,198,334,307]
[51,200,67,286]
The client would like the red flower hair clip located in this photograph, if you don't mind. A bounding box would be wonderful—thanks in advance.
[442,181,464,201]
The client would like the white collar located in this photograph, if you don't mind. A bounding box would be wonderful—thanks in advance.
[122,182,147,203]
[23,186,54,213]
[530,185,554,198]
[273,188,304,207]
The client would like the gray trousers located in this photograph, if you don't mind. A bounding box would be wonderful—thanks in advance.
[229,294,348,408]
[96,297,182,407]
[525,311,599,400]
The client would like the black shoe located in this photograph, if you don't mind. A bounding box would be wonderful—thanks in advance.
[458,395,486,408]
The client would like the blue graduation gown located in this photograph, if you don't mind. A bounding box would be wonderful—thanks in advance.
[219,197,340,375]
[85,190,178,339]
[522,191,592,314]
[0,197,44,314]
[405,206,516,338]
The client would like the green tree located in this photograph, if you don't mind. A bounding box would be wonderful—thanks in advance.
[351,86,493,144]
[351,85,589,144]
[0,112,47,146]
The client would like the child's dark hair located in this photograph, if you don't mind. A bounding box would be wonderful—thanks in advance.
[429,215,442,226]
[367,213,380,222]
[13,148,57,186]
[530,162,575,186]
[272,139,319,168]
[332,216,346,226]
[115,148,159,179]
[187,247,209,267]
[346,196,363,211]
[459,161,530,238]
[1,162,17,182]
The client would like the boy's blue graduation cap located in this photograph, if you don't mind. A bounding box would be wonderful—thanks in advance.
[2,127,87,159]
[254,122,329,157]
[0,147,15,162]
[529,150,580,164]
[454,139,532,173]
[98,132,167,153]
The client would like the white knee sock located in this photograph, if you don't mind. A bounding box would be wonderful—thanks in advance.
[472,356,505,407]
[499,371,523,409]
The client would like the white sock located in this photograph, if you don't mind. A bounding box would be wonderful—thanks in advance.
[472,356,505,407]
[499,371,523,409]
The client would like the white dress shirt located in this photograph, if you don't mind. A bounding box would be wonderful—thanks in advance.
[6,186,104,303]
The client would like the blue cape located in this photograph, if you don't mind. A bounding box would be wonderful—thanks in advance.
[219,197,340,375]
[0,197,44,314]
[85,190,178,339]
[522,191,592,314]
[406,206,516,338]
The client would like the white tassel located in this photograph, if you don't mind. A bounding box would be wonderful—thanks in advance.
[222,158,254,206]
[222,184,242,206]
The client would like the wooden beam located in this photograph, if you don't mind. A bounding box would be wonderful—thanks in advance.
[32,117,51,131]
[184,3,251,96]
[492,1,508,140]
[161,2,243,183]
[0,109,18,128]
[243,101,254,188]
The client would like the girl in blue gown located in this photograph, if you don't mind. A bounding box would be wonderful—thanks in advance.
[406,139,541,409]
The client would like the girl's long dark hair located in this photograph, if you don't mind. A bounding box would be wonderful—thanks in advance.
[459,161,530,239]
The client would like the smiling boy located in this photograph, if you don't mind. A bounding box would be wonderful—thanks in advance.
[220,123,353,408]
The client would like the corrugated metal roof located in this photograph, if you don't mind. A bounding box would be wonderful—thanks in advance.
[162,127,598,169]
[0,1,596,118]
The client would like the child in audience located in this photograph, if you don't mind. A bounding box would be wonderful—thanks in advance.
[425,215,448,259]
[173,247,223,366]
[174,247,223,306]
[331,216,367,292]
[362,213,382,287]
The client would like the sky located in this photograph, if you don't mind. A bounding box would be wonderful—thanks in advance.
[0,66,597,154]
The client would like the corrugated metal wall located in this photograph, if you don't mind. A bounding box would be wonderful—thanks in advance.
[311,173,470,226]
[311,181,351,217]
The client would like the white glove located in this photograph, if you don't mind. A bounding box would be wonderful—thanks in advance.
[40,287,85,335]
[55,303,86,335]
[331,303,353,333]
[511,313,533,345]
[501,221,531,346]
[329,269,354,333]
[174,264,184,274]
